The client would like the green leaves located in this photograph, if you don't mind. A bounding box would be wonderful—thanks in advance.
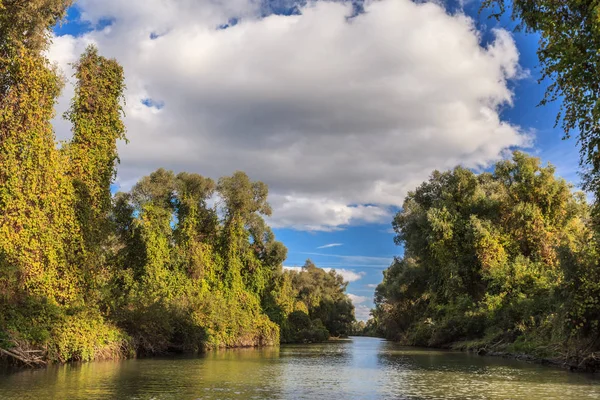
[375,151,597,352]
[66,45,126,256]
[482,1,600,201]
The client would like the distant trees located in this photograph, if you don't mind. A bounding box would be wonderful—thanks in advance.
[374,152,600,367]
[350,319,380,337]
[264,260,355,343]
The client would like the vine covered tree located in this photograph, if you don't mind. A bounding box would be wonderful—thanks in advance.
[374,152,600,369]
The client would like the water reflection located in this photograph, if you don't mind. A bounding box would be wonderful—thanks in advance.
[0,337,598,399]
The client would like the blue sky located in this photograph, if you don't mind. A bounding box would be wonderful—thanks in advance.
[52,0,581,320]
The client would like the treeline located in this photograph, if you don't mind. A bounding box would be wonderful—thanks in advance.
[266,261,355,343]
[372,0,600,371]
[373,152,600,369]
[350,320,379,337]
[0,1,354,365]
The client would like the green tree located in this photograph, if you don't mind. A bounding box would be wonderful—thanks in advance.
[482,1,600,198]
[1,1,127,364]
[375,151,595,359]
[288,260,355,337]
[0,1,79,305]
[0,0,72,54]
[65,46,126,258]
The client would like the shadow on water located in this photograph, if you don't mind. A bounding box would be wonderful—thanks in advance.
[0,337,599,399]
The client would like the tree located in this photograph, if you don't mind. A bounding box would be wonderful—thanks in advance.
[482,1,600,199]
[288,260,355,337]
[0,0,73,53]
[65,46,126,257]
[0,1,129,365]
[375,151,594,355]
[0,0,79,305]
[216,171,285,294]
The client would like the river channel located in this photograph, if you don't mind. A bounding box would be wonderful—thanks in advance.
[1,337,599,399]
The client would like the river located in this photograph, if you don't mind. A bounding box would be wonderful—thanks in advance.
[0,337,598,399]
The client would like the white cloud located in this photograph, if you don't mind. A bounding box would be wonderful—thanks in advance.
[48,0,528,231]
[354,305,372,322]
[282,265,365,282]
[326,268,365,282]
[348,293,368,304]
[266,195,392,231]
[317,243,343,249]
[366,284,378,289]
[298,252,393,268]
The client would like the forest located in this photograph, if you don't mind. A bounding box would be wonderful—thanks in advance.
[3,0,600,373]
[371,0,600,371]
[0,1,354,365]
[372,152,600,369]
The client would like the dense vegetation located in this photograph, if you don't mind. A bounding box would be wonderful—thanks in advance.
[371,0,600,371]
[482,1,600,203]
[0,0,354,366]
[267,261,355,343]
[373,152,600,369]
[350,319,380,337]
[5,0,600,372]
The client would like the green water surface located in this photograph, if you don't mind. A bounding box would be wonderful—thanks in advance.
[0,337,598,399]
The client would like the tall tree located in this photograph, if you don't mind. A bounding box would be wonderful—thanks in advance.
[0,0,79,304]
[0,0,72,52]
[375,152,595,354]
[65,46,126,258]
[0,0,73,98]
[482,1,600,199]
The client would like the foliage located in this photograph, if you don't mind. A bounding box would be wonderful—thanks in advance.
[65,45,126,261]
[481,1,600,200]
[350,319,381,337]
[0,0,72,53]
[0,1,353,366]
[0,16,80,307]
[0,1,127,364]
[374,152,599,359]
[267,260,355,343]
[283,311,330,343]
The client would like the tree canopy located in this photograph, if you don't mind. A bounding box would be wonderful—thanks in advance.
[482,1,600,199]
[374,152,599,368]
[0,4,355,365]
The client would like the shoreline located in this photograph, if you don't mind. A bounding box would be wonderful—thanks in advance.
[367,336,600,374]
[450,342,600,374]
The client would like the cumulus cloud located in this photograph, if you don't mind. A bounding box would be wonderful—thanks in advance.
[48,0,528,231]
[298,252,393,268]
[317,243,343,249]
[329,269,365,282]
[348,293,371,321]
[354,305,372,321]
[282,265,365,282]
[348,293,368,304]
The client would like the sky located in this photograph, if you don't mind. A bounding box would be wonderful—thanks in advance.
[50,0,581,321]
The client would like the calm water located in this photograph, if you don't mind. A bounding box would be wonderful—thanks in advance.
[0,337,599,399]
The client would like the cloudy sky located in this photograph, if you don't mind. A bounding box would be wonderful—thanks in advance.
[50,0,580,320]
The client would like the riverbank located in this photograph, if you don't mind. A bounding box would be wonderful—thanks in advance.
[373,333,600,373]
[2,337,599,399]
[449,339,600,373]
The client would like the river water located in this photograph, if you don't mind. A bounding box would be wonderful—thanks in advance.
[0,337,598,399]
